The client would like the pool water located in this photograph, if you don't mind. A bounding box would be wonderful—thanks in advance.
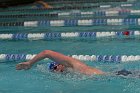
[0,39,140,93]
[0,0,140,93]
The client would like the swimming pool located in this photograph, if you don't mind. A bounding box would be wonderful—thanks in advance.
[0,0,140,93]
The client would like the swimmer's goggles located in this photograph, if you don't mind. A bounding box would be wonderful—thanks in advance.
[48,62,59,71]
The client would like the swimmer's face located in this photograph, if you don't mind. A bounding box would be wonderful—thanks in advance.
[53,64,65,72]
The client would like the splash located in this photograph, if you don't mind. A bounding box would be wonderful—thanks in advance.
[35,64,98,82]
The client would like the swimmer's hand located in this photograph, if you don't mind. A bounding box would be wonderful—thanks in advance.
[16,62,31,70]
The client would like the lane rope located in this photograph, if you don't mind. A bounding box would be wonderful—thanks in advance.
[48,0,129,4]
[0,31,139,40]
[1,9,140,18]
[0,54,140,63]
[0,18,140,27]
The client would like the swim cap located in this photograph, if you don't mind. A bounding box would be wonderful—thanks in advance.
[48,62,58,71]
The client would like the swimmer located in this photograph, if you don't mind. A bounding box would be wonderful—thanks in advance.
[35,0,53,8]
[16,50,104,75]
[0,0,52,8]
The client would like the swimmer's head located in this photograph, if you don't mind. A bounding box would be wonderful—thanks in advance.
[48,62,65,72]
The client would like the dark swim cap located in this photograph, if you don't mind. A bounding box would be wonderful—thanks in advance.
[48,62,58,71]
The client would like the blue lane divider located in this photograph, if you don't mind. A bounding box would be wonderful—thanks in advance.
[1,54,140,63]
[123,18,138,25]
[5,54,26,61]
[0,9,140,18]
[79,32,96,38]
[12,33,28,40]
[44,32,61,40]
[48,0,128,4]
[64,20,78,26]
[38,21,50,26]
[0,30,139,40]
[0,18,140,27]
[1,9,140,18]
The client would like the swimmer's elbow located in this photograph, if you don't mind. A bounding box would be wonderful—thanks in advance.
[42,50,53,56]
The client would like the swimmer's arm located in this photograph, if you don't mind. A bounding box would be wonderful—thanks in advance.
[26,50,75,67]
[16,50,104,75]
[35,1,52,8]
[16,50,79,70]
[27,50,104,74]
